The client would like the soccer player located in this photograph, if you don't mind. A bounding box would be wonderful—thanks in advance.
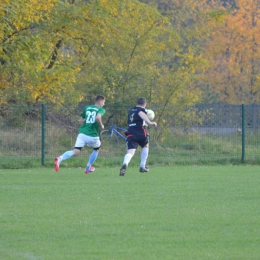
[119,97,157,176]
[54,95,106,174]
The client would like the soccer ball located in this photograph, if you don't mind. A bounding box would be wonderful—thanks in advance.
[146,109,155,120]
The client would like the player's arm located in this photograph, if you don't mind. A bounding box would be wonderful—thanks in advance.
[138,111,157,127]
[96,113,104,130]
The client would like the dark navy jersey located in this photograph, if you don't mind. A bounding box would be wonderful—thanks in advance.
[127,106,148,137]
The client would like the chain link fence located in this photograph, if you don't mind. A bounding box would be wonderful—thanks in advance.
[1,103,260,166]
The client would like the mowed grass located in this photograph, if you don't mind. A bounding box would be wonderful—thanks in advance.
[0,166,260,260]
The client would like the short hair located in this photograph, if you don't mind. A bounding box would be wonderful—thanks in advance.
[137,97,146,106]
[95,95,105,102]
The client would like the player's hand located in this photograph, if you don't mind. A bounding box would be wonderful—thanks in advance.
[151,122,157,127]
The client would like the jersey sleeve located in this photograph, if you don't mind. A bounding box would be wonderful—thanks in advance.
[98,108,106,116]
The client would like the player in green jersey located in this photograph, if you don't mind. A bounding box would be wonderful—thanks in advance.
[54,95,106,174]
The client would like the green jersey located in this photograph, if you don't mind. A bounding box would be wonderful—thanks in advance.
[79,105,106,137]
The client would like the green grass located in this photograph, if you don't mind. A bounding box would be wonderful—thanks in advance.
[1,166,260,260]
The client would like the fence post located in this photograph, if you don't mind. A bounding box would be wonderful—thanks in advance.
[42,104,45,166]
[241,104,245,163]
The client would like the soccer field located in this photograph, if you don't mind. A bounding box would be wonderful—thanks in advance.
[0,166,260,260]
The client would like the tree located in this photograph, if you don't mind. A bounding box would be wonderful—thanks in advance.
[0,0,219,136]
[133,0,225,138]
[202,0,260,104]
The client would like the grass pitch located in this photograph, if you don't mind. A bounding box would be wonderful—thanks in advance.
[0,165,260,260]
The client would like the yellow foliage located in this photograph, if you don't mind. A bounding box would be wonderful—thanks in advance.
[0,0,207,122]
[203,0,260,104]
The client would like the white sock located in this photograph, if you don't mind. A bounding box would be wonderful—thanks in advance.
[123,153,133,166]
[140,147,148,168]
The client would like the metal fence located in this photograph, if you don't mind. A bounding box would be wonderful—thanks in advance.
[1,103,260,165]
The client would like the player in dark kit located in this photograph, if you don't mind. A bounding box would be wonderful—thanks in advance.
[119,97,157,176]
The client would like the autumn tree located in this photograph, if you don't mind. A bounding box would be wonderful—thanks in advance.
[0,0,58,102]
[0,0,222,136]
[74,0,176,124]
[0,0,172,108]
[202,0,260,104]
[133,0,225,139]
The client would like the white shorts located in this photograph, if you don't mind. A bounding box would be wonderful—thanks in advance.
[74,133,101,149]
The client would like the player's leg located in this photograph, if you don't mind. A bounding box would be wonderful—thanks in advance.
[54,134,84,172]
[85,136,101,174]
[54,148,81,172]
[139,136,149,172]
[119,136,137,176]
[85,147,100,173]
[140,145,149,172]
[119,149,135,176]
[123,148,135,166]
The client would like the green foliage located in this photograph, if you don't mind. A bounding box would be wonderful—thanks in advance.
[0,0,218,130]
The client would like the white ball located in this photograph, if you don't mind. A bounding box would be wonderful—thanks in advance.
[146,109,155,120]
